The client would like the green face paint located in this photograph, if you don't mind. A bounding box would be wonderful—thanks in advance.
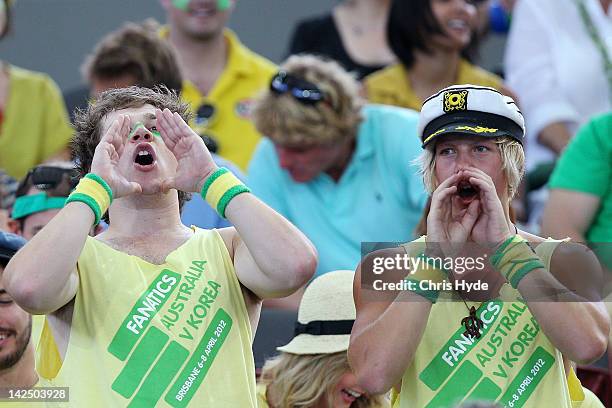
[129,122,161,139]
[171,0,231,12]
[171,0,191,11]
[217,0,231,11]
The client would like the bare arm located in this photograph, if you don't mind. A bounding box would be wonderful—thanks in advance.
[518,243,610,364]
[348,249,432,395]
[5,114,141,314]
[3,204,91,314]
[155,108,317,301]
[219,195,317,300]
[537,122,573,155]
[541,189,600,242]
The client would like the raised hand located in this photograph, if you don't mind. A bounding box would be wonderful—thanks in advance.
[90,115,142,198]
[155,108,218,194]
[427,171,480,258]
[462,167,513,246]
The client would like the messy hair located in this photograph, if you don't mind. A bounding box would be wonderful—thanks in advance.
[252,54,364,147]
[81,19,182,94]
[71,86,192,223]
[260,352,387,408]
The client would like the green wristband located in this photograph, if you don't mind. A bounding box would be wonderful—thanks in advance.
[403,254,449,303]
[492,235,545,288]
[65,193,102,225]
[200,167,229,199]
[217,185,251,218]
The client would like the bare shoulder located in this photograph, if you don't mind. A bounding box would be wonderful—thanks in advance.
[520,229,598,265]
[355,245,413,306]
[216,226,237,256]
[521,230,604,299]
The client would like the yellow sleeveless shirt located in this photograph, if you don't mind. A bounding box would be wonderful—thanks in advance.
[37,228,257,407]
[395,238,583,408]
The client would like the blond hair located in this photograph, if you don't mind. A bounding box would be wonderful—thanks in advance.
[252,54,364,147]
[260,352,387,408]
[418,137,525,199]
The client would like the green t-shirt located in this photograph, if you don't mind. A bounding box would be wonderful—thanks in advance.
[549,113,612,242]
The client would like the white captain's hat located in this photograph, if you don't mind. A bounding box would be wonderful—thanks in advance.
[418,84,525,148]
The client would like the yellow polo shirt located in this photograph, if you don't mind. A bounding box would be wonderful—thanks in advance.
[0,65,73,179]
[364,60,502,111]
[162,28,276,171]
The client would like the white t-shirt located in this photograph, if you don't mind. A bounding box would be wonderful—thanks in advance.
[505,0,612,169]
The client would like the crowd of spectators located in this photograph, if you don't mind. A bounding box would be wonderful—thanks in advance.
[0,0,610,407]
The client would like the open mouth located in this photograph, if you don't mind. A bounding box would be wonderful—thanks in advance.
[341,388,362,401]
[457,180,479,200]
[0,329,15,342]
[448,19,469,31]
[133,144,157,168]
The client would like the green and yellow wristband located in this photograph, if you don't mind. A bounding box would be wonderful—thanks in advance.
[404,254,449,303]
[491,235,545,289]
[200,167,250,219]
[65,174,113,225]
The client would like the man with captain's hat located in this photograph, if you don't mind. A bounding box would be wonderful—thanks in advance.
[349,85,609,408]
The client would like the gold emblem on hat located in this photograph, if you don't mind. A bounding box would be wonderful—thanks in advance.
[443,90,468,112]
[455,125,498,133]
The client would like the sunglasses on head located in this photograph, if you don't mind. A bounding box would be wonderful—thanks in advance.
[17,166,78,197]
[270,71,325,105]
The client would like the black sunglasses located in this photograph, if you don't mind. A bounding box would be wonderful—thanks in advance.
[270,71,325,105]
[195,103,216,127]
[17,166,78,197]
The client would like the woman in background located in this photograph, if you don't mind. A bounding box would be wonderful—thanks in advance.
[286,0,395,80]
[365,0,510,110]
[258,270,388,408]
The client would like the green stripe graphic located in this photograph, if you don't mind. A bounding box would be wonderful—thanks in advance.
[420,300,502,390]
[426,360,483,408]
[165,308,233,407]
[112,326,169,398]
[499,347,555,408]
[108,269,181,360]
[128,340,190,408]
[466,377,501,402]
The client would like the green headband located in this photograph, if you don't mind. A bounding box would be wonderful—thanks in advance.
[12,193,67,219]
[129,122,161,138]
[171,0,231,11]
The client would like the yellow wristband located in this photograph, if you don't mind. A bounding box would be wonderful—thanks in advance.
[491,235,545,288]
[404,254,449,303]
[201,168,250,218]
[65,174,113,225]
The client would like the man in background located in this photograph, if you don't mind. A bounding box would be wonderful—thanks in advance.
[161,0,276,170]
[0,232,37,391]
[8,163,76,240]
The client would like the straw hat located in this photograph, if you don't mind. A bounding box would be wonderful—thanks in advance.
[277,270,356,355]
